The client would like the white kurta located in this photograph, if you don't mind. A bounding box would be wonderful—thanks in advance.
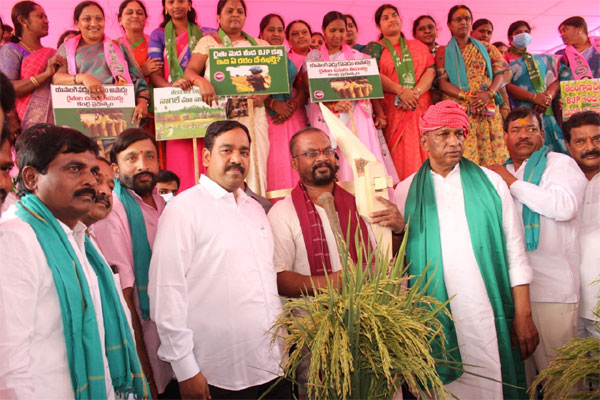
[579,173,600,321]
[0,217,115,400]
[268,194,376,275]
[394,164,531,400]
[148,175,283,390]
[506,152,588,303]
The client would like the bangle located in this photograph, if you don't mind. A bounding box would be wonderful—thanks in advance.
[29,76,40,88]
[488,89,496,97]
[398,86,406,96]
[73,74,78,84]
[530,92,536,102]
[458,91,466,101]
[415,87,422,97]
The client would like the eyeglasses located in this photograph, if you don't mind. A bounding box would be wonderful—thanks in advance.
[451,16,472,24]
[292,147,335,158]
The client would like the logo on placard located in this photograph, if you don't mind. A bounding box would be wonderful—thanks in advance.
[314,90,324,99]
[214,71,225,82]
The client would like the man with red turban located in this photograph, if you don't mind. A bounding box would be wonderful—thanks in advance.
[394,100,539,399]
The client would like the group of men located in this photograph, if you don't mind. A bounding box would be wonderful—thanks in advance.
[0,89,598,399]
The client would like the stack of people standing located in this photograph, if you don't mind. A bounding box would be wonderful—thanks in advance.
[0,0,599,399]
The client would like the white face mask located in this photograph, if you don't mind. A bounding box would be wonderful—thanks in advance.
[160,192,174,203]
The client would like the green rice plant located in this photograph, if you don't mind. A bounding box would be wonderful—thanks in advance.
[529,292,600,400]
[271,226,453,399]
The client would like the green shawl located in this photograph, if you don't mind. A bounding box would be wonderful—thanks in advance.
[164,20,203,81]
[404,158,526,398]
[382,37,416,88]
[504,145,550,251]
[218,27,257,47]
[113,179,152,320]
[16,194,150,399]
[509,47,553,116]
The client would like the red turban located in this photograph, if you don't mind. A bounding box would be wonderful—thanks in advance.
[418,100,470,136]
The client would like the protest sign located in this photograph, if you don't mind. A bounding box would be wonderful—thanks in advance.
[51,84,136,137]
[306,58,384,102]
[208,46,289,96]
[154,87,226,140]
[560,78,600,120]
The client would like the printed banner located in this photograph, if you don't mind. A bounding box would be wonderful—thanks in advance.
[560,78,600,120]
[153,87,226,140]
[306,58,384,102]
[51,84,136,138]
[208,46,289,96]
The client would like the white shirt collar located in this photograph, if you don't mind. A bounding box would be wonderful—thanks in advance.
[199,174,247,203]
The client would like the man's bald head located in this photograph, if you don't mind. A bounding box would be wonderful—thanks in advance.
[289,127,331,157]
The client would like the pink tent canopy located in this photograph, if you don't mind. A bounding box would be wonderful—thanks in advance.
[1,0,599,53]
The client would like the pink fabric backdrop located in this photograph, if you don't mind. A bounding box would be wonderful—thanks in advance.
[1,0,598,53]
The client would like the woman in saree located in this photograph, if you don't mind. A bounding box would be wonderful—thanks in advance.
[259,14,308,194]
[286,20,312,68]
[184,0,271,195]
[117,0,162,84]
[0,1,65,130]
[556,16,600,81]
[302,11,392,182]
[435,5,511,166]
[363,4,434,180]
[53,1,150,125]
[505,20,566,153]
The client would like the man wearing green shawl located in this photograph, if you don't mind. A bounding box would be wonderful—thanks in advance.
[488,107,588,386]
[394,101,539,399]
[94,129,173,398]
[0,124,149,399]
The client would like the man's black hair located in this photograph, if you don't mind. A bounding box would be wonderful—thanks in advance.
[562,111,600,143]
[16,123,99,195]
[110,128,157,164]
[204,120,250,152]
[503,106,543,133]
[157,169,180,189]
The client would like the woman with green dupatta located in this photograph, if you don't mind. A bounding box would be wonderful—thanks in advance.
[148,0,214,190]
[435,5,511,166]
[504,20,566,154]
[185,0,271,197]
[363,4,435,180]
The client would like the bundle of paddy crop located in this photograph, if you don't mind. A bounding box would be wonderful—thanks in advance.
[272,229,453,399]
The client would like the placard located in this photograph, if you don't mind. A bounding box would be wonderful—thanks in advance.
[208,46,289,96]
[306,58,384,102]
[153,87,226,140]
[560,78,600,120]
[51,84,136,138]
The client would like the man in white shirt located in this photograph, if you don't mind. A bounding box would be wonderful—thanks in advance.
[395,100,538,400]
[149,120,287,399]
[0,124,148,399]
[269,127,404,297]
[488,106,588,378]
[564,111,600,339]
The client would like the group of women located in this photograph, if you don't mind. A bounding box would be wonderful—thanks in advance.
[1,0,598,195]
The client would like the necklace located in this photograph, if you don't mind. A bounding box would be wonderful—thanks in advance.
[19,40,35,52]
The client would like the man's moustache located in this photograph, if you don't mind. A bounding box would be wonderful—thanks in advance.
[74,188,97,200]
[517,139,533,146]
[312,161,334,172]
[582,150,600,159]
[134,171,156,180]
[95,193,111,208]
[225,163,245,174]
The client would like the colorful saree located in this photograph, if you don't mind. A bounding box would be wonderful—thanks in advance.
[509,54,567,153]
[364,39,434,179]
[436,41,511,165]
[0,43,55,130]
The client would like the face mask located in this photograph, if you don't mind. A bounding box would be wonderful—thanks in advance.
[513,32,531,49]
[160,192,174,203]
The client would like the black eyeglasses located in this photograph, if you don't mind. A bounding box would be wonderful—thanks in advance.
[292,147,335,158]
